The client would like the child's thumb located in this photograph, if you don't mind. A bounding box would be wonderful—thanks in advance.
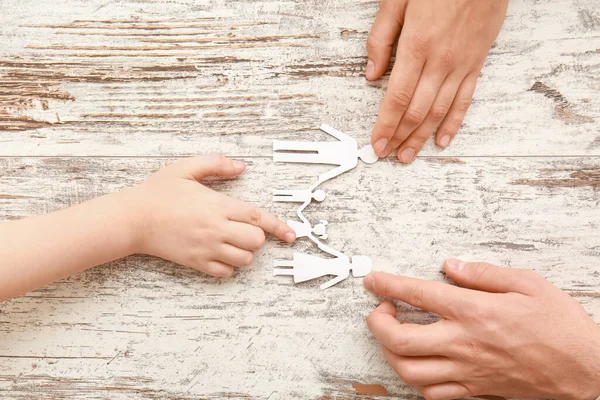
[169,154,246,181]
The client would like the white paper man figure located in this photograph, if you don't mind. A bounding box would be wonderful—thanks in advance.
[273,254,372,290]
[273,124,379,190]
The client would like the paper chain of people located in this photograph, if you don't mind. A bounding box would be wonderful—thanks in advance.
[272,124,380,289]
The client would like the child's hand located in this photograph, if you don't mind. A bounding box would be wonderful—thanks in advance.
[129,154,296,278]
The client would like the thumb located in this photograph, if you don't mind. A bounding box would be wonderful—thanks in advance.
[444,258,540,295]
[366,0,407,80]
[370,300,397,319]
[167,154,246,181]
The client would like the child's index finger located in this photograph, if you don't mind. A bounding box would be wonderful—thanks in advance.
[226,199,296,243]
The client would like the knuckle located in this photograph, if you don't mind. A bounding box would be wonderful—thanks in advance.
[439,121,460,136]
[223,268,235,278]
[391,335,411,355]
[456,97,472,113]
[209,265,233,278]
[411,35,430,57]
[248,208,262,226]
[470,302,493,325]
[518,269,544,291]
[403,108,426,125]
[253,230,266,249]
[438,48,456,70]
[378,276,392,298]
[419,387,441,400]
[406,284,425,309]
[387,90,411,111]
[430,104,450,122]
[461,337,483,360]
[471,262,492,283]
[413,131,431,143]
[241,251,254,267]
[388,136,404,150]
[367,34,384,52]
[189,257,207,272]
[396,364,419,385]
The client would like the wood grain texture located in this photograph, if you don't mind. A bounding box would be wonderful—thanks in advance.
[1,0,600,399]
[1,156,600,399]
[0,0,599,156]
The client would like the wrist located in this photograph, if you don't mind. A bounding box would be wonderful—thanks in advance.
[577,327,600,400]
[113,188,146,256]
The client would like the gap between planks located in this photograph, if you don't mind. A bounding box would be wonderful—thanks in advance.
[1,155,600,160]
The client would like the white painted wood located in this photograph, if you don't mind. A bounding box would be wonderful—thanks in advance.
[0,0,598,157]
[1,0,600,398]
[1,156,599,398]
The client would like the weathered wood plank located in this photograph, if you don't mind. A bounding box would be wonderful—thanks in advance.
[0,0,599,157]
[0,156,599,399]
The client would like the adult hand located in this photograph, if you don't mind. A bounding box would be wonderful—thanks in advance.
[130,154,296,277]
[364,260,600,399]
[367,0,508,162]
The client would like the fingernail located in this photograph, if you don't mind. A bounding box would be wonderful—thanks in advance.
[439,134,451,148]
[366,59,375,79]
[233,160,246,169]
[446,258,465,271]
[363,274,375,291]
[399,148,415,163]
[284,232,296,243]
[373,138,388,156]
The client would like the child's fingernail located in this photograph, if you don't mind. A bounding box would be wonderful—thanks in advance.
[366,59,375,79]
[284,232,296,243]
[373,138,388,155]
[233,160,246,169]
[399,148,415,163]
[439,134,451,148]
[363,274,375,291]
[446,258,465,271]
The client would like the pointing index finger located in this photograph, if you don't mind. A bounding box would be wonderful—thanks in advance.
[364,272,474,319]
[226,198,296,243]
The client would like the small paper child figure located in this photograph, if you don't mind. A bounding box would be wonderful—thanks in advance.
[273,253,373,290]
[273,188,327,235]
[287,219,328,240]
[273,124,379,189]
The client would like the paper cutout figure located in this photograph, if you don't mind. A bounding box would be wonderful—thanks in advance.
[272,124,378,289]
[287,219,328,240]
[273,124,379,190]
[273,189,326,204]
[273,188,326,226]
[273,254,372,290]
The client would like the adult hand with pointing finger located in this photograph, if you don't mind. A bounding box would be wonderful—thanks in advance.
[367,0,508,162]
[364,260,600,400]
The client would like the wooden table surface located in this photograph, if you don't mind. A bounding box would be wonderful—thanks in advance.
[1,0,599,399]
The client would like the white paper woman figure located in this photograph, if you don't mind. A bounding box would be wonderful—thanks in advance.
[273,253,372,290]
[273,124,379,190]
